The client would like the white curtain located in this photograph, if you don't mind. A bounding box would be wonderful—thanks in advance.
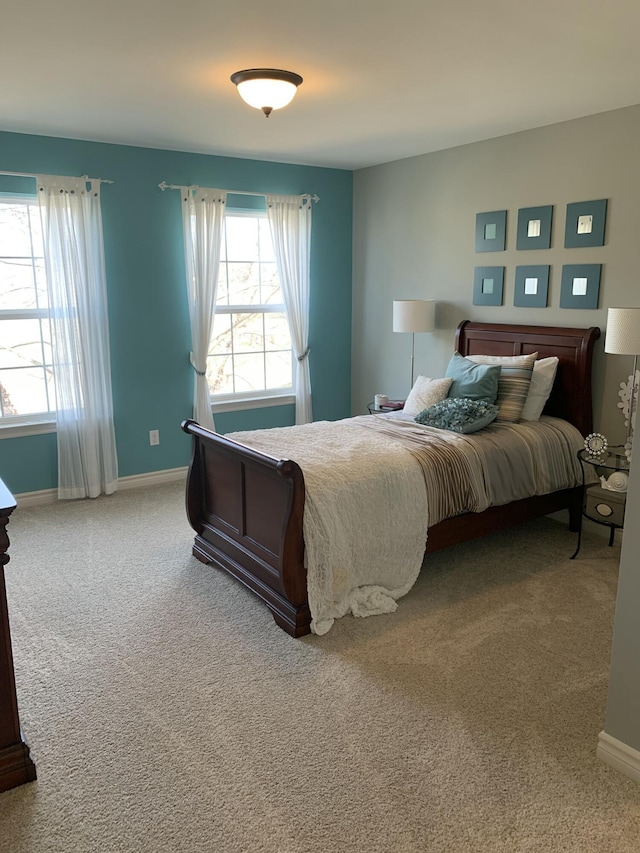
[266,194,312,425]
[180,187,227,431]
[37,175,118,499]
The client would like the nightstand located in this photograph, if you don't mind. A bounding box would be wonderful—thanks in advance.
[571,446,629,559]
[367,401,405,414]
[0,478,37,791]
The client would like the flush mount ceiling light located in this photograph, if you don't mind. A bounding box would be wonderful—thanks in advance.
[230,68,303,118]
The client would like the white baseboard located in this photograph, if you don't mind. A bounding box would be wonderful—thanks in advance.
[597,731,640,785]
[118,466,188,491]
[14,466,189,508]
[13,488,58,507]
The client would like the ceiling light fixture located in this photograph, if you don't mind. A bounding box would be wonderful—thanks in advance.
[230,68,303,118]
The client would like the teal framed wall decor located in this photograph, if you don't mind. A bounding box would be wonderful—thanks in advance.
[473,266,504,306]
[564,199,607,248]
[560,264,601,309]
[475,210,507,252]
[514,265,549,307]
[516,205,553,250]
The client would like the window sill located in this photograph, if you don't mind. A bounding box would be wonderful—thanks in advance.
[0,419,56,439]
[211,394,295,414]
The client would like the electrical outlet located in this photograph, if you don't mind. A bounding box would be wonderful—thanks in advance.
[149,429,160,446]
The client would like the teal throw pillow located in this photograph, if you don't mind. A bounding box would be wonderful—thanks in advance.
[445,352,500,403]
[415,397,499,434]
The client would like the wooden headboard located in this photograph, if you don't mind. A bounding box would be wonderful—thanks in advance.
[455,321,601,437]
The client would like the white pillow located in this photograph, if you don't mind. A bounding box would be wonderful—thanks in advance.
[403,376,452,417]
[521,357,559,421]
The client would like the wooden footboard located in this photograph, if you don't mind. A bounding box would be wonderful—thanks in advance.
[181,419,310,637]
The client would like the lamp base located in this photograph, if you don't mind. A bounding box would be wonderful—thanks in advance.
[409,332,416,390]
[625,357,638,462]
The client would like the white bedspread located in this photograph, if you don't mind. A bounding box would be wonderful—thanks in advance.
[228,420,429,635]
[228,414,584,635]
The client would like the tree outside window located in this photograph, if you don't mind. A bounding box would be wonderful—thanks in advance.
[0,197,55,422]
[209,212,293,400]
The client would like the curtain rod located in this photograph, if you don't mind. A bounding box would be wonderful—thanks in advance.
[158,181,318,203]
[0,170,114,184]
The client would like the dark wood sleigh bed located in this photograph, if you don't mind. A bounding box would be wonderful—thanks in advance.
[181,321,600,638]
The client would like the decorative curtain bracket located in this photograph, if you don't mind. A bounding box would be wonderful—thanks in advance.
[189,352,207,377]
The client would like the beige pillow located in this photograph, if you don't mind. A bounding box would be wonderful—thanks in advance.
[403,376,452,417]
[466,352,537,422]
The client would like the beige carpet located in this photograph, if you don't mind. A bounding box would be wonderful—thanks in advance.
[0,482,638,853]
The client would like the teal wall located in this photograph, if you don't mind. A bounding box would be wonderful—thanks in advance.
[0,132,353,494]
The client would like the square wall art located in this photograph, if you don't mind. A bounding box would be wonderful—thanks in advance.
[560,264,601,309]
[514,265,549,307]
[516,205,553,250]
[475,210,507,252]
[564,199,607,248]
[473,266,504,306]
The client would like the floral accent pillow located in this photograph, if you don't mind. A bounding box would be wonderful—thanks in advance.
[414,397,499,434]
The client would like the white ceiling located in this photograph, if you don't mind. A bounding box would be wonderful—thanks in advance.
[2,0,639,171]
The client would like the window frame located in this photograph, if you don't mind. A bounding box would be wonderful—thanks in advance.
[209,208,295,412]
[0,193,56,437]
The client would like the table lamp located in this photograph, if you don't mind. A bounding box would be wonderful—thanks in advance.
[605,306,640,454]
[393,299,436,390]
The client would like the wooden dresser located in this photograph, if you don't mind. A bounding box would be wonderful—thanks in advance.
[0,477,37,792]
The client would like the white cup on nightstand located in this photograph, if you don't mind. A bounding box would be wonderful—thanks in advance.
[374,394,389,408]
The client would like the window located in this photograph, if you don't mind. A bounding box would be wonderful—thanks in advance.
[0,196,55,425]
[208,212,293,401]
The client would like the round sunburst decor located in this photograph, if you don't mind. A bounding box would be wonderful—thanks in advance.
[584,432,608,458]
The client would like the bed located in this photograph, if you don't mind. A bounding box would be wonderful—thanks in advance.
[181,321,600,637]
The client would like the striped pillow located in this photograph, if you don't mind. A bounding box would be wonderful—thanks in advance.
[466,352,538,422]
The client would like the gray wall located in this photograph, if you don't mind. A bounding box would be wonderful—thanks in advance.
[352,104,640,443]
[605,439,640,754]
[352,103,640,761]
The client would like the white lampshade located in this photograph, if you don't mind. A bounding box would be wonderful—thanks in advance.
[605,307,640,355]
[393,300,436,334]
[230,69,303,117]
